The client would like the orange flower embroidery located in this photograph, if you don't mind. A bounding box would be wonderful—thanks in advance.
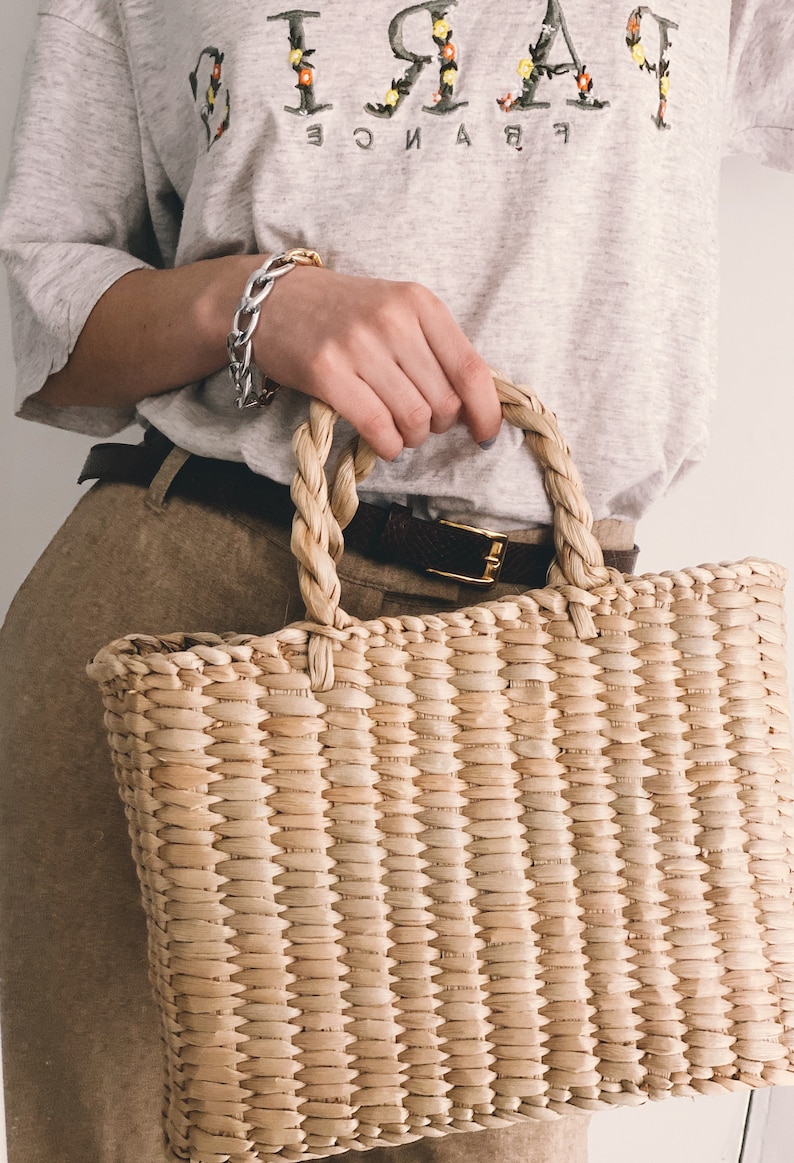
[627,15,640,36]
[443,43,456,61]
[298,68,313,87]
[577,71,591,92]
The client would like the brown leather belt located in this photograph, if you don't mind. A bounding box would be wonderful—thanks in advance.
[79,429,639,589]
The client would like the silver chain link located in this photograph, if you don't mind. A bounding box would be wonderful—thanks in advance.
[227,248,323,410]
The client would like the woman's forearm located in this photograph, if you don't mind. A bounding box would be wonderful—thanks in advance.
[36,253,264,409]
[36,253,503,460]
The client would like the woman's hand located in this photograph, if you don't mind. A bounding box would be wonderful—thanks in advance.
[255,265,502,462]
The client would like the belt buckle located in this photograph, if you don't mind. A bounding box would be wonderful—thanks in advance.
[426,520,509,588]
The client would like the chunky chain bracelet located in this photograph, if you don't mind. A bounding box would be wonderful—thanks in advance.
[227,248,324,410]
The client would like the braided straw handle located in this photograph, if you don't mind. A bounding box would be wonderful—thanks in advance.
[291,372,612,687]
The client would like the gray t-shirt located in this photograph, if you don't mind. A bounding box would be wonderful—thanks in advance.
[1,1,792,528]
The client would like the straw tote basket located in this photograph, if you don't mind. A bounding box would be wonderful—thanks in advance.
[88,373,794,1163]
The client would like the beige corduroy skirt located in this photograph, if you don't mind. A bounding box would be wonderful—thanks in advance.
[0,468,611,1163]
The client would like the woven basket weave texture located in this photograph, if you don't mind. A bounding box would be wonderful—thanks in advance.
[89,377,794,1163]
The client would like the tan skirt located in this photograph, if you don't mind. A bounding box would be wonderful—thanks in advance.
[0,473,593,1163]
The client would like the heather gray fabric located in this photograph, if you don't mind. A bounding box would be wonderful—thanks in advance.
[1,1,792,530]
[0,475,591,1163]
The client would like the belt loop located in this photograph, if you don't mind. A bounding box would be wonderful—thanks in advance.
[144,446,192,512]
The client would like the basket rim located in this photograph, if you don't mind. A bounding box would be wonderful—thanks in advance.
[86,556,788,681]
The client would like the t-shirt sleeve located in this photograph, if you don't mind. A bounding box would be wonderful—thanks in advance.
[723,0,794,171]
[0,8,159,435]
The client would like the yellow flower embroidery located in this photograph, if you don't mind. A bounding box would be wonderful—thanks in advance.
[442,68,456,87]
[289,48,303,66]
[660,74,670,97]
[517,56,535,80]
[433,19,450,40]
[631,43,646,67]
[385,88,400,106]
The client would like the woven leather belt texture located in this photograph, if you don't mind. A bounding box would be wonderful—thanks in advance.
[79,429,639,589]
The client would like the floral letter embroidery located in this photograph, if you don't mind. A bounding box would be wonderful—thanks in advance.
[498,0,609,115]
[189,47,231,148]
[268,10,333,116]
[626,7,679,130]
[366,2,467,118]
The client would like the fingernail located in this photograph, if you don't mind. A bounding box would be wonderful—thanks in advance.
[392,452,405,464]
[479,437,498,451]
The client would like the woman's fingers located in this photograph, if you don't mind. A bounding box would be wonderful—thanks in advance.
[355,285,495,445]
[320,370,434,458]
[411,286,502,446]
[352,321,463,443]
[258,268,501,454]
[319,372,405,462]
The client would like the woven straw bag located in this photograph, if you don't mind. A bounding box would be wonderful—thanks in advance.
[89,373,794,1163]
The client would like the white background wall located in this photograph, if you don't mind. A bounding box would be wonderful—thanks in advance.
[2,5,793,1163]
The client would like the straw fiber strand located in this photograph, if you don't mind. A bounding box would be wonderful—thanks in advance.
[89,377,794,1163]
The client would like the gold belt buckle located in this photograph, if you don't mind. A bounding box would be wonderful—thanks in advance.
[426,520,509,588]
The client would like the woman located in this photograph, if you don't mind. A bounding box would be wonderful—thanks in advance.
[1,2,792,1161]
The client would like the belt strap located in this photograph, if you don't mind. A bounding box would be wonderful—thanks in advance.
[79,432,639,589]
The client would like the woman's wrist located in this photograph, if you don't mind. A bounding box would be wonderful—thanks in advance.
[194,253,267,371]
[226,249,324,409]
